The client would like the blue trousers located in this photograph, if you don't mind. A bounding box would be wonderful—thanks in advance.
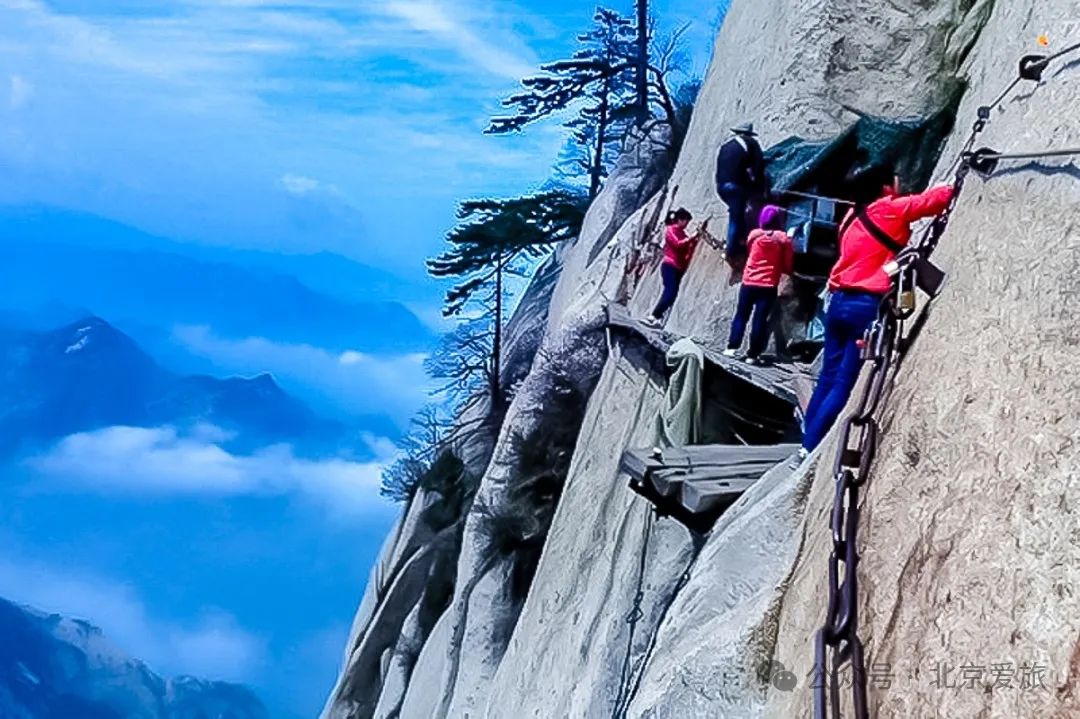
[719,182,748,256]
[727,284,777,357]
[801,291,882,451]
[652,263,684,318]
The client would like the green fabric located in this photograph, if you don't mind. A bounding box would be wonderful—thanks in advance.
[654,338,704,449]
[764,99,961,195]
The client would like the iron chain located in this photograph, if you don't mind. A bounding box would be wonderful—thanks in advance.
[812,165,960,719]
[810,37,1080,718]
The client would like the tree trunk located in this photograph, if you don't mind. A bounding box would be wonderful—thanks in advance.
[590,79,610,200]
[490,256,504,414]
[635,0,650,125]
[651,75,678,136]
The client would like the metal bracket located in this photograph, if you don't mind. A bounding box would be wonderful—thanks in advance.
[966,147,1001,177]
[1019,54,1049,82]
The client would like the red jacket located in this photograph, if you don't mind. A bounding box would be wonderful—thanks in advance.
[742,229,794,287]
[829,185,954,294]
[662,224,696,271]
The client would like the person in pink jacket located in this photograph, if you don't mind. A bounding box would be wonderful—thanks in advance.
[723,205,794,364]
[645,208,708,325]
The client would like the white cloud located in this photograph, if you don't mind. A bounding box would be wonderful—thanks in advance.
[0,556,265,683]
[172,325,433,424]
[166,611,265,678]
[28,425,396,518]
[8,73,31,109]
[383,0,536,80]
[279,172,334,196]
[279,173,319,195]
[0,0,566,265]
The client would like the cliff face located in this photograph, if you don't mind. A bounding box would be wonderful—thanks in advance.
[765,3,1080,716]
[324,1,1080,717]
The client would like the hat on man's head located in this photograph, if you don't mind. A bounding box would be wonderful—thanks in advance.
[731,122,757,136]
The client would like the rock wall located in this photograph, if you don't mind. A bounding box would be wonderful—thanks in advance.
[765,3,1080,717]
[417,122,676,719]
[322,124,676,719]
[325,0,1080,717]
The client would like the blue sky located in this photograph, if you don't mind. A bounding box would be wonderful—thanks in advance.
[0,1,725,717]
[0,0,721,277]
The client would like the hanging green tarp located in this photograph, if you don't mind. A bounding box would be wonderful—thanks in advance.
[654,338,704,449]
[764,97,961,197]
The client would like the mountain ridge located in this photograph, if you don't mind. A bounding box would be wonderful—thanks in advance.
[0,316,393,457]
[0,211,435,355]
[0,203,430,306]
[0,596,270,719]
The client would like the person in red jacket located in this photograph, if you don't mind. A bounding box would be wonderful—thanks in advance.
[723,205,794,364]
[645,208,708,326]
[800,164,954,455]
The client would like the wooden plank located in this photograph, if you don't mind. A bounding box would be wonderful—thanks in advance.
[660,444,799,466]
[624,442,799,534]
[618,449,653,481]
[681,477,761,514]
[606,303,816,408]
[792,373,816,414]
[699,347,806,406]
[650,469,690,498]
[650,444,797,517]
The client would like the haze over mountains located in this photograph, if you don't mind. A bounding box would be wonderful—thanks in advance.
[0,317,392,458]
[0,202,437,717]
[0,205,436,355]
[0,596,269,719]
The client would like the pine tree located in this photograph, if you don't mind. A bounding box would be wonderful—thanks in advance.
[488,9,636,199]
[380,405,450,502]
[635,0,650,125]
[488,7,688,197]
[427,190,588,415]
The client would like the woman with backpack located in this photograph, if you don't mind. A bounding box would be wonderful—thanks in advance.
[723,204,794,365]
[799,163,954,457]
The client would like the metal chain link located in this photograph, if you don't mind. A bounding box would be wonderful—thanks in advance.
[811,155,969,719]
[809,37,1080,718]
[614,509,655,719]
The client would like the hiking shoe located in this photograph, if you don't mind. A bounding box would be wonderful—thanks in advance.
[722,348,738,358]
[641,315,661,328]
[744,355,761,366]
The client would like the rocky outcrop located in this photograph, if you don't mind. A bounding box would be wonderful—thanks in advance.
[412,122,677,719]
[322,489,461,719]
[325,1,1080,717]
[480,341,691,719]
[322,123,678,719]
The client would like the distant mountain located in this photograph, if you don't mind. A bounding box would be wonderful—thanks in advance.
[0,207,435,354]
[0,317,393,457]
[0,205,435,306]
[0,596,269,719]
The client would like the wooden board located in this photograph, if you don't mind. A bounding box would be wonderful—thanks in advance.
[621,442,799,532]
[681,477,761,514]
[606,303,817,409]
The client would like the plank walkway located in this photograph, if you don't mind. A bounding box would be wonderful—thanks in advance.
[605,303,817,410]
[622,443,799,533]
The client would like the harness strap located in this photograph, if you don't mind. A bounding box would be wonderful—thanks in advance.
[839,205,905,255]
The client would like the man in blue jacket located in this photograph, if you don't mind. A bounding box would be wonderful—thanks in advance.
[715,123,767,263]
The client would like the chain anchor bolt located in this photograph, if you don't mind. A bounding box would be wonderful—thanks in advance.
[1019,54,1049,82]
[965,147,1001,177]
